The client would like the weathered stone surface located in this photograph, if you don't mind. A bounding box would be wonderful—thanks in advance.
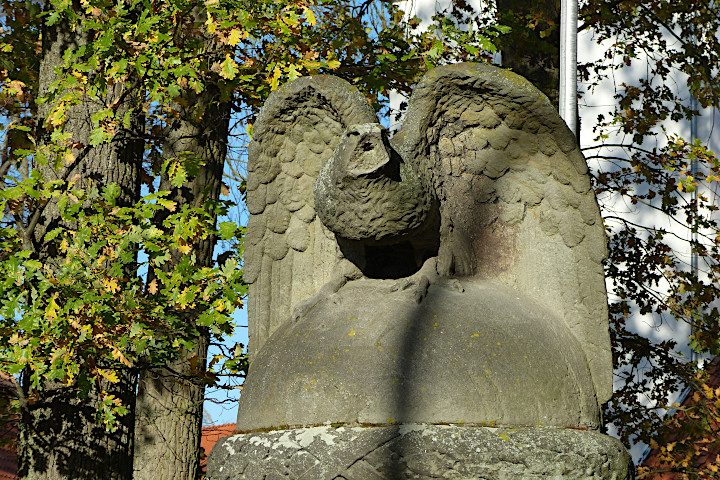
[235,272,600,431]
[314,124,435,246]
[282,63,612,404]
[207,425,634,480]
[394,63,611,402]
[213,63,628,480]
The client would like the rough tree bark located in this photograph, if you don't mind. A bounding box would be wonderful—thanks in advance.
[133,85,229,480]
[17,5,142,480]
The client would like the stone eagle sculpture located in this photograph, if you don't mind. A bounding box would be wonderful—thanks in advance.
[240,62,611,431]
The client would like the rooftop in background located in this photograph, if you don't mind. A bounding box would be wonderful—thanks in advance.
[200,423,236,477]
[0,422,16,480]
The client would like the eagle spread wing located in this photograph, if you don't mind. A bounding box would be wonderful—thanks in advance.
[394,63,611,403]
[247,64,611,405]
[244,76,378,357]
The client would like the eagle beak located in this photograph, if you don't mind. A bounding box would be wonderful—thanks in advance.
[344,124,391,178]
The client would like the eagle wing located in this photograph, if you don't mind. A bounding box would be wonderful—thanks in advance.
[245,76,378,358]
[394,63,612,404]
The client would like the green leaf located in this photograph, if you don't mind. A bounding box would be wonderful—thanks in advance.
[219,54,239,80]
[45,227,64,241]
[463,44,480,55]
[103,184,122,204]
[89,127,110,146]
[218,222,237,240]
[426,40,443,58]
[170,166,188,188]
[220,259,238,279]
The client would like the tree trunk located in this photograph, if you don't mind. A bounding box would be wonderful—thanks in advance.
[497,0,561,108]
[18,5,142,480]
[18,377,137,480]
[134,339,210,480]
[133,86,229,480]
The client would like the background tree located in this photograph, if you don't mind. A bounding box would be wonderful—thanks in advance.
[579,1,720,476]
[15,1,143,476]
[5,0,718,477]
[0,0,504,478]
[497,0,560,106]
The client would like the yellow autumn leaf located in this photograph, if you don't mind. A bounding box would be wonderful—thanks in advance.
[215,301,225,313]
[205,13,217,34]
[287,63,301,81]
[303,6,316,25]
[63,150,76,166]
[148,279,158,295]
[218,53,239,80]
[98,369,120,384]
[269,65,282,90]
[49,104,67,127]
[177,243,192,254]
[46,293,60,320]
[71,71,87,84]
[111,348,132,367]
[103,278,120,293]
[228,29,247,46]
[5,79,25,96]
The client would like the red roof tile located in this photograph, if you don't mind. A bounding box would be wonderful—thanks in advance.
[199,423,236,478]
[0,422,17,480]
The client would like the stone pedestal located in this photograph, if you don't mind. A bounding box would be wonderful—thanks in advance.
[207,424,633,480]
[234,278,602,432]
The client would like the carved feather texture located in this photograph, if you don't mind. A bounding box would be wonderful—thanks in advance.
[314,124,435,245]
[394,63,611,403]
[245,76,378,357]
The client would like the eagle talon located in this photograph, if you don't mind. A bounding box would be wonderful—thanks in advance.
[414,275,431,303]
[290,259,363,322]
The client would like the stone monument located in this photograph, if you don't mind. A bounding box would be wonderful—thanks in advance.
[207,63,633,479]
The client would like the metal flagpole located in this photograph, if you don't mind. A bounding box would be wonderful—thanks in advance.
[559,0,578,138]
[690,25,699,365]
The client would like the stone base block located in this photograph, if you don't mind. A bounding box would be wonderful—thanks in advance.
[207,424,633,480]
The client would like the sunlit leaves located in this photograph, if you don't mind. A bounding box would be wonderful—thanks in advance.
[0,183,244,429]
[218,54,239,80]
[582,2,720,474]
